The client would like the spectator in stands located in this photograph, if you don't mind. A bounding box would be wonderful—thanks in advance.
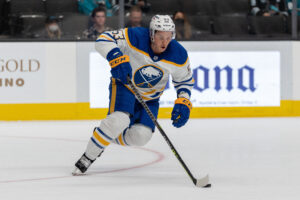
[250,0,288,17]
[43,16,62,39]
[111,0,150,13]
[125,5,147,27]
[172,11,192,40]
[78,0,114,16]
[97,0,115,16]
[133,0,150,13]
[286,0,300,16]
[82,6,113,40]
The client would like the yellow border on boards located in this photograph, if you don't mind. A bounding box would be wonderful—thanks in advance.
[0,100,300,120]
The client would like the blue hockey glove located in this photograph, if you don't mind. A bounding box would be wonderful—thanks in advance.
[171,98,192,128]
[107,48,132,84]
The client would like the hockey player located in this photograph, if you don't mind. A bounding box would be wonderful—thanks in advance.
[72,15,194,175]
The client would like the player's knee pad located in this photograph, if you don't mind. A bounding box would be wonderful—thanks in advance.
[99,111,130,139]
[125,124,152,146]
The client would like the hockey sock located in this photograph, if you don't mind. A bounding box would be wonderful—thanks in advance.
[114,128,130,146]
[85,127,112,160]
[114,124,152,146]
[91,127,112,148]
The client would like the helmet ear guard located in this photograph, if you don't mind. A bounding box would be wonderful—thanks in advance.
[149,15,176,42]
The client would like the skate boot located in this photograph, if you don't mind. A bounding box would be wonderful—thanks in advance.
[72,151,104,175]
[72,153,95,175]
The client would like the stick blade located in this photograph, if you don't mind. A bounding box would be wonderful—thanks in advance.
[195,174,210,188]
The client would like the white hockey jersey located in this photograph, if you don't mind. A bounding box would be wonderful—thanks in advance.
[95,27,194,101]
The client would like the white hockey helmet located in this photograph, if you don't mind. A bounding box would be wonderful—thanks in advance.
[149,15,175,41]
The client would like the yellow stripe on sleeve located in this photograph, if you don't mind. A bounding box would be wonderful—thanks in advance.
[99,35,115,42]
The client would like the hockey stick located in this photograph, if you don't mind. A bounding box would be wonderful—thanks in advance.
[127,77,211,188]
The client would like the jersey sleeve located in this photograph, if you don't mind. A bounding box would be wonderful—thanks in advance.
[171,58,194,98]
[94,29,128,59]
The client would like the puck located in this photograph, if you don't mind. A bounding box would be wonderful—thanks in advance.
[203,183,212,188]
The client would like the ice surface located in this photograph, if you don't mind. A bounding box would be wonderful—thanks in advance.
[0,118,300,200]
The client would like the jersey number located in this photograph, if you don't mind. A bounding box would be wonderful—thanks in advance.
[112,30,125,40]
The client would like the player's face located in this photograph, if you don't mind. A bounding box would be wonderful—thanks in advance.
[94,12,106,27]
[151,31,172,54]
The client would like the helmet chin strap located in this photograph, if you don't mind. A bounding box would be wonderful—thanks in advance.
[150,30,155,42]
[151,35,155,43]
[150,40,156,53]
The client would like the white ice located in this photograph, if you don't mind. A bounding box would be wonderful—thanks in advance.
[0,118,300,200]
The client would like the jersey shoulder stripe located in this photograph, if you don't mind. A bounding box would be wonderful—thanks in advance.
[161,40,188,67]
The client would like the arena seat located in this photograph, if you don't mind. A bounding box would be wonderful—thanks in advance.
[0,0,3,14]
[148,0,180,15]
[249,16,288,36]
[10,0,46,15]
[45,0,78,16]
[61,14,89,39]
[180,0,215,16]
[214,0,249,16]
[9,0,47,37]
[190,15,211,32]
[189,15,213,39]
[213,15,250,36]
[20,15,47,37]
[0,0,3,33]
[286,16,300,34]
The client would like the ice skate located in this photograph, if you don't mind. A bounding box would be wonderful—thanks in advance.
[72,150,104,176]
[72,153,95,176]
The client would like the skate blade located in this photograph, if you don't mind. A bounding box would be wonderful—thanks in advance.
[72,167,85,176]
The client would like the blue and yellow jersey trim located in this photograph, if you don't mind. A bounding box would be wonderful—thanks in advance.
[124,84,152,101]
[160,58,188,67]
[124,83,164,101]
[96,32,117,43]
[173,77,195,88]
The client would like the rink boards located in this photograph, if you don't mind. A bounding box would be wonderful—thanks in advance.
[0,41,300,120]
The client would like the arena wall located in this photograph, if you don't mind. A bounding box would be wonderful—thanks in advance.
[0,41,299,120]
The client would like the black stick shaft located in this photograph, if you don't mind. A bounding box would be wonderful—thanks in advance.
[127,77,197,185]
